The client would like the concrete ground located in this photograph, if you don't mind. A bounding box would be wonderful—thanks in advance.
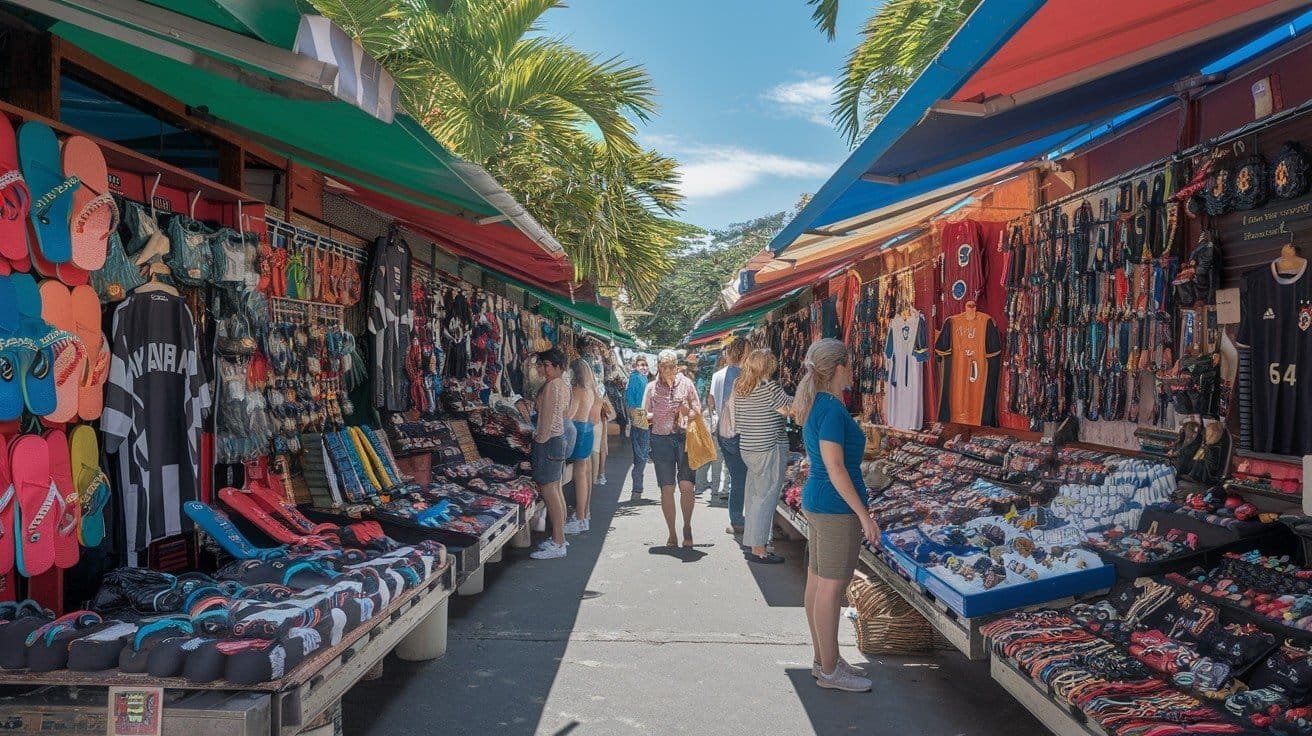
[344,437,1042,736]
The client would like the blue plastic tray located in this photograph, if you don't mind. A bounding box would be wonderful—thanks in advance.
[876,533,925,583]
[919,562,1115,618]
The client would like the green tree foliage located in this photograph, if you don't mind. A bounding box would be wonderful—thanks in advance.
[633,211,789,347]
[807,0,980,146]
[311,0,683,301]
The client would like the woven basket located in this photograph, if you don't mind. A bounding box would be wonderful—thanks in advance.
[847,572,934,656]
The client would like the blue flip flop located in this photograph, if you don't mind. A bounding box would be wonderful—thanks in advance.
[16,319,58,417]
[0,276,16,335]
[9,272,40,321]
[17,122,77,265]
[183,501,288,561]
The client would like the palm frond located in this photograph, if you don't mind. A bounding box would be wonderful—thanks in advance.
[807,0,842,39]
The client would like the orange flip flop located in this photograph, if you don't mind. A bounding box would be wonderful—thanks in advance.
[61,137,117,274]
[38,280,82,424]
[70,285,105,421]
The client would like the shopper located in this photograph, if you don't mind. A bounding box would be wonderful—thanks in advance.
[626,356,651,500]
[693,356,723,497]
[566,357,597,535]
[795,338,877,692]
[644,349,702,547]
[530,348,570,560]
[707,338,749,530]
[733,349,792,564]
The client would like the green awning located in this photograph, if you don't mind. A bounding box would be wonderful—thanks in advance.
[32,0,562,255]
[577,322,639,349]
[684,289,803,342]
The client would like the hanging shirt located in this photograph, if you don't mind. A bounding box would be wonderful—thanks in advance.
[368,233,413,411]
[884,311,929,431]
[940,220,985,323]
[102,292,210,567]
[935,310,1001,426]
[1236,261,1312,455]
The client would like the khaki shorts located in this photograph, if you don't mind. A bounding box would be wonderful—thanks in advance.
[805,511,862,581]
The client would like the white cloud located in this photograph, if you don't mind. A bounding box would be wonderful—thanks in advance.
[678,147,830,198]
[639,134,833,201]
[763,75,836,127]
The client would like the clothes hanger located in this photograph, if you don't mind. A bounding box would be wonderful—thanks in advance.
[135,261,179,296]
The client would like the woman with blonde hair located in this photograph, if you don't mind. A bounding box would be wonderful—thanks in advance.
[796,338,877,693]
[643,349,702,547]
[732,349,792,564]
[565,357,596,535]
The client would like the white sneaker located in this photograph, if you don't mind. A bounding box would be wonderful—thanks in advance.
[564,517,589,535]
[817,666,872,692]
[530,540,568,559]
[812,657,860,679]
[596,474,608,486]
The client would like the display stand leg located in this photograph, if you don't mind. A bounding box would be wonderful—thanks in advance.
[299,700,342,736]
[510,524,533,548]
[488,546,503,564]
[394,595,449,661]
[458,565,485,596]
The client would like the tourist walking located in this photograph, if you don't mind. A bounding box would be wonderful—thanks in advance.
[626,356,651,500]
[644,349,702,547]
[707,338,749,531]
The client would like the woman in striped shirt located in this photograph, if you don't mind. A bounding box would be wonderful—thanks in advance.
[732,349,793,563]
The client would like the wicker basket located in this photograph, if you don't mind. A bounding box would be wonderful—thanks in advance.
[847,572,934,656]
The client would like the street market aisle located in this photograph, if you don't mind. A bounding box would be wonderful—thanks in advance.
[345,439,1041,736]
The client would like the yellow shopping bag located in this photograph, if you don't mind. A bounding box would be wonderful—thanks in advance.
[685,414,718,470]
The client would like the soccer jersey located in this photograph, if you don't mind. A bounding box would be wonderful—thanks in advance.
[935,311,1001,426]
[103,292,210,567]
[368,233,413,412]
[884,311,929,431]
[1236,262,1312,455]
[940,220,985,323]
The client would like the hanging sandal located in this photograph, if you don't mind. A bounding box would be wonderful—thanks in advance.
[11,433,58,578]
[0,434,15,575]
[18,121,77,266]
[0,115,30,263]
[70,424,108,548]
[61,136,118,277]
[45,428,78,570]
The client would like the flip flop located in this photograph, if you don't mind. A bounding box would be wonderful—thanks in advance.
[11,433,56,578]
[61,136,117,273]
[11,272,40,320]
[69,424,107,548]
[0,344,21,421]
[17,121,77,265]
[70,285,105,420]
[17,321,61,418]
[0,114,30,262]
[0,435,14,575]
[38,281,81,423]
[45,429,78,570]
[183,501,288,561]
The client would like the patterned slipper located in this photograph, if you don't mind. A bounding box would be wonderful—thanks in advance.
[11,433,57,578]
[45,428,78,570]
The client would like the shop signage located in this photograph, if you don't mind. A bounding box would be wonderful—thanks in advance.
[107,687,163,736]
[1223,196,1312,245]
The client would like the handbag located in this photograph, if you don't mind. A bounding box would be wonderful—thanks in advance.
[685,414,717,470]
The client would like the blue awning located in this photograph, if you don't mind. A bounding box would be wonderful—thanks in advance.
[772,0,1312,253]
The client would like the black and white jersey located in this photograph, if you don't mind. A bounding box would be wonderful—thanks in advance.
[102,292,210,566]
[1236,262,1312,456]
[368,233,413,412]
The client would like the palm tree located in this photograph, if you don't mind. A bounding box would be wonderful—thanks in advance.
[311,0,682,301]
[807,0,980,146]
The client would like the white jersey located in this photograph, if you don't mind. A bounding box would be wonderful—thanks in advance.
[883,311,929,431]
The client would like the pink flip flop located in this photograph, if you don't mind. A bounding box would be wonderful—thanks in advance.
[0,434,16,576]
[71,285,104,421]
[11,433,56,578]
[45,429,78,570]
[0,115,29,263]
[39,280,82,424]
[61,138,115,272]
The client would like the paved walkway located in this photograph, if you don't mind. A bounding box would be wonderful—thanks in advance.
[345,437,1041,736]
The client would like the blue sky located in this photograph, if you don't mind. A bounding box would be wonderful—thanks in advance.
[540,0,873,232]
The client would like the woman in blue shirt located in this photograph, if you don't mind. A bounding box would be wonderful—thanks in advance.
[796,338,880,693]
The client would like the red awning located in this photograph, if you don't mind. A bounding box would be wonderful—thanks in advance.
[950,0,1298,106]
[729,257,857,315]
[351,187,580,296]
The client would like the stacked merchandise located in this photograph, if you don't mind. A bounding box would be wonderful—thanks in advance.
[436,460,538,509]
[871,432,1187,615]
[0,488,444,684]
[317,425,519,538]
[466,402,534,463]
[982,576,1312,736]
